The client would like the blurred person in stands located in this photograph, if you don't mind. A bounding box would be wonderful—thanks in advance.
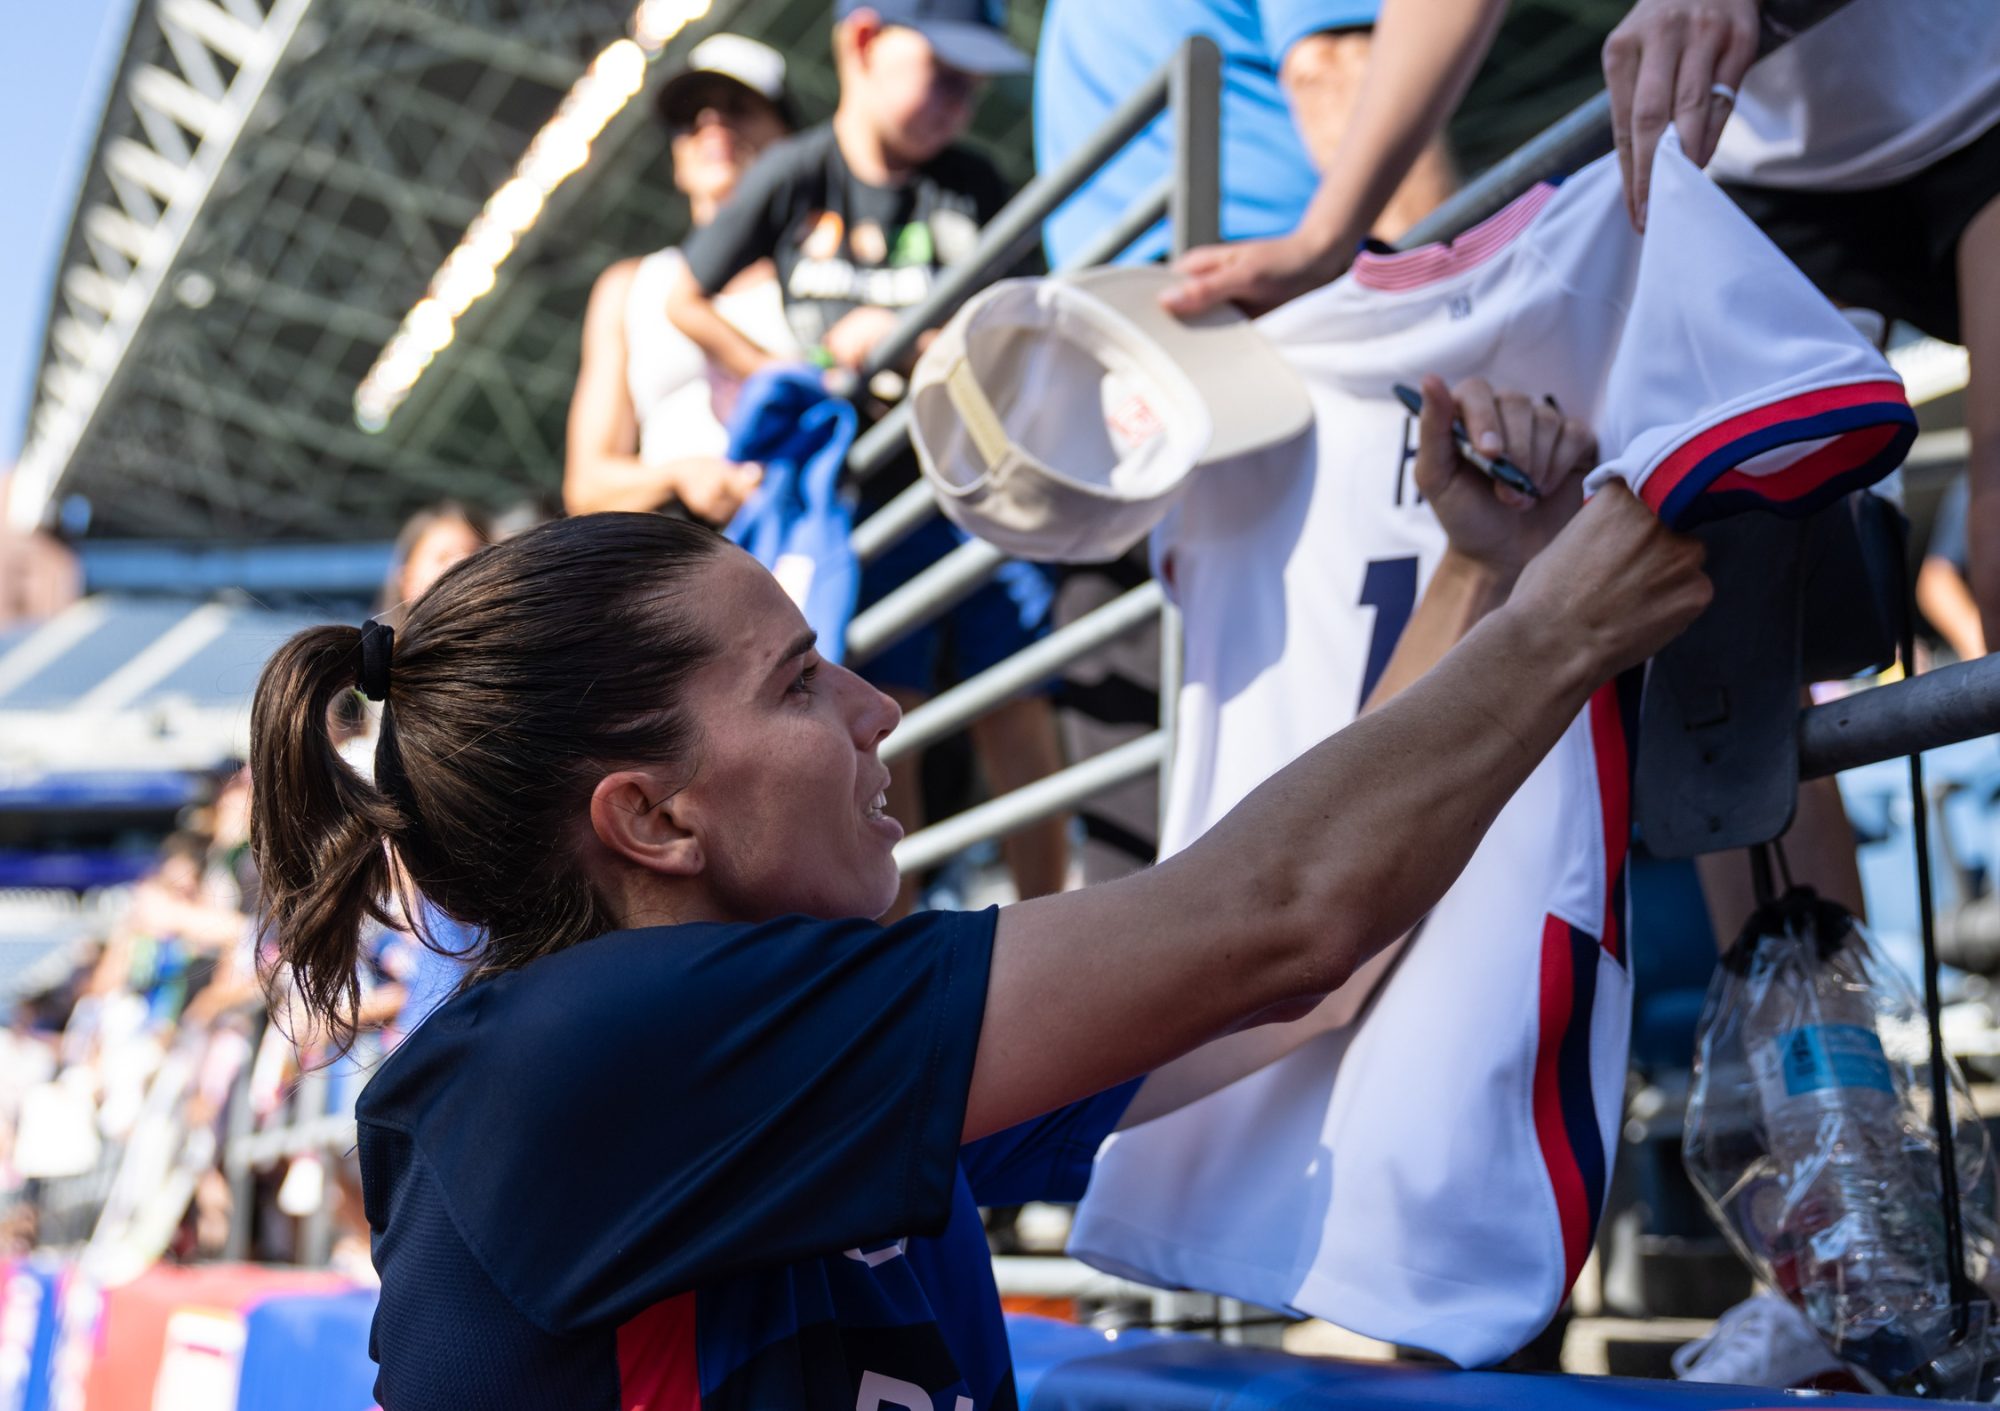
[378,503,486,627]
[667,1,1026,378]
[1919,476,1986,664]
[672,1,1068,915]
[248,381,1710,1407]
[1036,0,1508,314]
[1604,0,1999,633]
[566,35,799,523]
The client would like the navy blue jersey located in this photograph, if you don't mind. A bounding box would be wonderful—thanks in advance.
[355,908,1134,1410]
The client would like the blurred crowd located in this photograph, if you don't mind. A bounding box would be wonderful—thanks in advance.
[0,503,504,1275]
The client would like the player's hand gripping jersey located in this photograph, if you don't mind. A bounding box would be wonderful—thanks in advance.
[1066,132,1914,1367]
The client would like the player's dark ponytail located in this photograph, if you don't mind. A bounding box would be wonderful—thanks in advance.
[251,626,402,1038]
[250,512,726,1049]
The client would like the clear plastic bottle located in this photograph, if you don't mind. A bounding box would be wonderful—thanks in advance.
[1741,935,1949,1382]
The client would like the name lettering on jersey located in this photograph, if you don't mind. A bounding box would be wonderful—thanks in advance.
[856,1370,974,1411]
[1394,413,1422,506]
[843,1238,909,1268]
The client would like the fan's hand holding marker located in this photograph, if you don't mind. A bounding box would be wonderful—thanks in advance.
[1393,381,1541,500]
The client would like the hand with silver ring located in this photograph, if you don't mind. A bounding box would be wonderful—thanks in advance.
[1602,0,1761,230]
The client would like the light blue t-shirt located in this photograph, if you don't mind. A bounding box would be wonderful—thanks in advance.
[1035,0,1381,267]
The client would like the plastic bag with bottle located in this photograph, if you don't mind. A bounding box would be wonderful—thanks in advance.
[1683,886,2000,1395]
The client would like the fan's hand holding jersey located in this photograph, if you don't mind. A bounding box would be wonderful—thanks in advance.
[358,908,1135,1411]
[1067,133,1913,1368]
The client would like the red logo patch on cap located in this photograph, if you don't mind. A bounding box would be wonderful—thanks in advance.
[1107,394,1163,452]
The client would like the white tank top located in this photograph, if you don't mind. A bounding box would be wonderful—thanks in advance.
[623,248,797,465]
[1707,0,2000,191]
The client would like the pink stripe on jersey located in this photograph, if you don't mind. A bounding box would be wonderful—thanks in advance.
[616,1293,702,1411]
[1639,379,1911,516]
[1350,184,1558,292]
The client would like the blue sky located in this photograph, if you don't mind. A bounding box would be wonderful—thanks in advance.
[1,0,132,466]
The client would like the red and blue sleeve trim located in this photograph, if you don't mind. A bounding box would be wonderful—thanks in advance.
[1643,380,1917,529]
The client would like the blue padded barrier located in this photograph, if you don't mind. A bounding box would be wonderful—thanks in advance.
[1005,1314,1969,1410]
[235,1288,378,1411]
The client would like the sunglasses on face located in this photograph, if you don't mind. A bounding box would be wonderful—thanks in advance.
[666,80,773,139]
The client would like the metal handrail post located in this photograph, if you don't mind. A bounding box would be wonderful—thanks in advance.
[850,478,941,564]
[846,539,1009,666]
[894,731,1168,874]
[884,582,1165,762]
[1170,37,1224,253]
[1801,657,2000,780]
[1156,36,1222,838]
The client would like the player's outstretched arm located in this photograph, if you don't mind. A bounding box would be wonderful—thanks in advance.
[966,481,1709,1142]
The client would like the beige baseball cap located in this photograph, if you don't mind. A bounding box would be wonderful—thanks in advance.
[908,266,1313,563]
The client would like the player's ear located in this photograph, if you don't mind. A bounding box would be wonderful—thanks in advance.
[588,769,704,880]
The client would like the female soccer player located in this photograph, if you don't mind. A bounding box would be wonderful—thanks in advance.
[251,381,1707,1409]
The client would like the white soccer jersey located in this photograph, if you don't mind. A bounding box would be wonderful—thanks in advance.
[1066,134,1915,1367]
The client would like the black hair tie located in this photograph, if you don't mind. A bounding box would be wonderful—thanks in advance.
[357,619,395,702]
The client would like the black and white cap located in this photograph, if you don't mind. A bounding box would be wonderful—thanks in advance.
[656,34,800,130]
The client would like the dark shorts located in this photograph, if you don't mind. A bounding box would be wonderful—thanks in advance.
[1721,116,2000,344]
[857,514,1055,697]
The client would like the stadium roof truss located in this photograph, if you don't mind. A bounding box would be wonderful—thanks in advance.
[7,0,1032,542]
[8,0,1767,544]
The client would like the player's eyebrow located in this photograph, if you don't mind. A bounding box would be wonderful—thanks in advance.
[766,628,818,680]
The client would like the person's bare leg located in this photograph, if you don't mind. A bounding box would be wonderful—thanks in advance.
[1957,196,2000,648]
[970,695,1070,901]
[1697,772,1867,951]
[881,686,928,921]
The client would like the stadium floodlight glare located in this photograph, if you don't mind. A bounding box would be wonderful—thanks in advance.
[353,0,713,433]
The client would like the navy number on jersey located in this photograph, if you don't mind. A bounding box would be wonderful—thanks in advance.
[1357,556,1419,708]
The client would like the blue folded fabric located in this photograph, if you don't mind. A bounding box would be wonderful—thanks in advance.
[724,367,861,664]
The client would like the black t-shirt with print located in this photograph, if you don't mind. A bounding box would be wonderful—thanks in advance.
[682,124,1014,354]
